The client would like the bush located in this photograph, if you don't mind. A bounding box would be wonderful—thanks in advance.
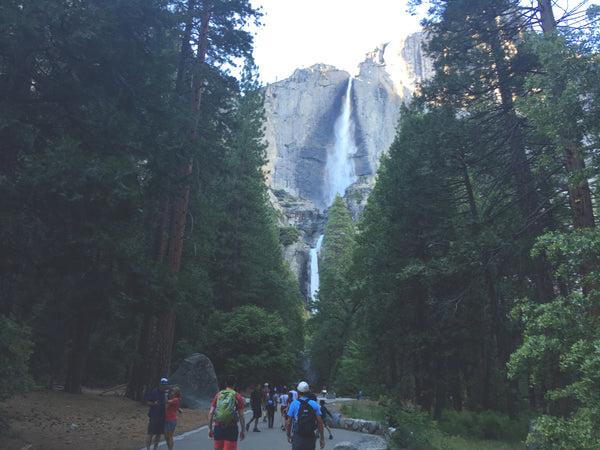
[439,409,528,442]
[0,316,34,401]
[279,226,301,246]
[339,401,387,422]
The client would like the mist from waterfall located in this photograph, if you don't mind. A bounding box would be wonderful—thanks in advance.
[312,77,357,301]
[325,77,357,207]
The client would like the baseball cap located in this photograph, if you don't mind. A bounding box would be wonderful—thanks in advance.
[297,381,309,393]
[160,378,168,385]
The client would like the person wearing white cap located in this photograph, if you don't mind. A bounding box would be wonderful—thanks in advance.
[285,381,325,450]
[145,377,170,450]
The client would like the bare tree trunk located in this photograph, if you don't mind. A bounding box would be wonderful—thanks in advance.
[126,313,155,400]
[64,311,93,394]
[127,0,212,395]
[537,0,597,305]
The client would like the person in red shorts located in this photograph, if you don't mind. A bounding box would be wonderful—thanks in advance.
[208,375,245,450]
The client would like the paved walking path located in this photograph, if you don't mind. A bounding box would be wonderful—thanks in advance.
[147,403,373,450]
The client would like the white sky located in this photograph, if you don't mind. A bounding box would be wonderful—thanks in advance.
[247,1,600,85]
[249,0,423,84]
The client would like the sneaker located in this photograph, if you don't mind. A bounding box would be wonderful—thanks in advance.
[253,428,261,432]
[329,435,333,439]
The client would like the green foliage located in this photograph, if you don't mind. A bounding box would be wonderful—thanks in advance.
[204,305,297,386]
[0,0,300,395]
[0,316,34,401]
[339,401,387,422]
[308,195,358,385]
[508,228,600,447]
[388,407,439,450]
[438,410,528,442]
[386,406,527,450]
[332,340,372,396]
[279,226,301,246]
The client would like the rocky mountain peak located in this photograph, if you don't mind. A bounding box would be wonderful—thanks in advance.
[262,31,432,297]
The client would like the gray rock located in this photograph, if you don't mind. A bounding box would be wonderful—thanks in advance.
[333,443,360,450]
[333,434,389,450]
[263,31,432,295]
[355,434,389,449]
[169,353,219,409]
[327,409,343,428]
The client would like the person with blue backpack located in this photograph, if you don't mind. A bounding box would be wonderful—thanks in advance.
[285,381,325,450]
[266,387,278,428]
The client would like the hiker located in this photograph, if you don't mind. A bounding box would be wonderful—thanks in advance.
[289,385,298,402]
[146,377,169,450]
[165,386,182,450]
[246,383,263,432]
[319,400,334,440]
[208,375,245,450]
[286,381,325,450]
[266,388,278,428]
[261,382,270,422]
[279,387,289,430]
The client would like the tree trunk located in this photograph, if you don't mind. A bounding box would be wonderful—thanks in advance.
[126,313,155,401]
[537,0,597,300]
[127,0,212,395]
[64,311,93,394]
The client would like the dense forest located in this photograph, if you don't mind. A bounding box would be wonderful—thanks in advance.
[0,0,304,401]
[308,0,600,446]
[1,0,600,447]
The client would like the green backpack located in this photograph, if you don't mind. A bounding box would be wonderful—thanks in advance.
[215,389,238,425]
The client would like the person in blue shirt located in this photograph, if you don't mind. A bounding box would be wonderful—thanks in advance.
[146,377,169,450]
[285,381,325,450]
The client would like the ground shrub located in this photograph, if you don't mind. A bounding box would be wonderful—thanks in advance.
[439,409,528,442]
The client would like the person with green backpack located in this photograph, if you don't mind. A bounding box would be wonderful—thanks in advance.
[208,375,246,450]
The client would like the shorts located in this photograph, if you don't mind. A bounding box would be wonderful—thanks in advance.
[252,406,262,418]
[165,419,177,431]
[147,416,165,435]
[213,424,238,450]
[292,432,317,450]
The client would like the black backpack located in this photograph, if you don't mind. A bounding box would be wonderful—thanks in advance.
[296,398,317,436]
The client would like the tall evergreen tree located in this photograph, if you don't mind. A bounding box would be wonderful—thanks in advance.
[308,195,357,386]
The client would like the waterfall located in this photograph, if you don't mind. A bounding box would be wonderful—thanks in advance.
[311,77,357,302]
[310,234,324,300]
[325,77,357,206]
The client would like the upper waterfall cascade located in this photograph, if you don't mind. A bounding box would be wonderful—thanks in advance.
[325,77,357,207]
[262,32,432,299]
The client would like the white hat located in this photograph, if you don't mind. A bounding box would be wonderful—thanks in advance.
[160,378,168,385]
[297,381,309,393]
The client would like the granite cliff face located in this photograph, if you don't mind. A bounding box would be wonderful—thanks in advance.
[264,31,431,210]
[263,31,432,297]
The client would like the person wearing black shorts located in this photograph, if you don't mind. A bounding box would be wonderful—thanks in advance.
[245,383,263,432]
[146,377,169,450]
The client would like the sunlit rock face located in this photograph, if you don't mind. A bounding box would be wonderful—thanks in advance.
[263,31,432,213]
[263,64,350,212]
[262,31,432,293]
[353,32,433,177]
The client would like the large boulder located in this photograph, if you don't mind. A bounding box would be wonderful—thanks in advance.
[169,353,219,409]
